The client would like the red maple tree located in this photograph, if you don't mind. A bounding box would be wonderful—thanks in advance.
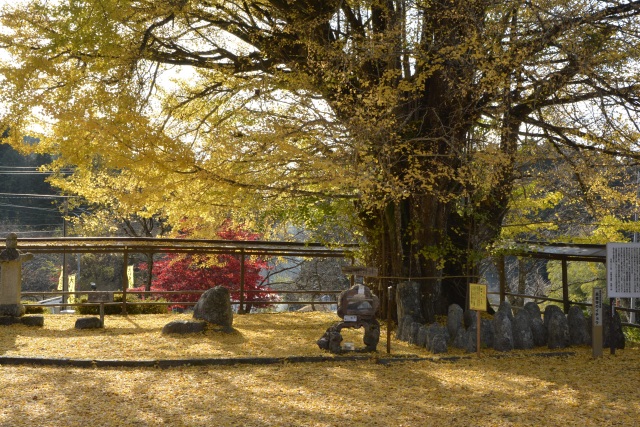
[137,224,276,310]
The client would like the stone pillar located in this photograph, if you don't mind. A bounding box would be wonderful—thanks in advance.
[0,233,33,317]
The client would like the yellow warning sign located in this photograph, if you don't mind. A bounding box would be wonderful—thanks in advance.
[469,283,487,311]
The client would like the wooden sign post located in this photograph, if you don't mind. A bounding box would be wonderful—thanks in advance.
[468,283,488,355]
[592,287,603,358]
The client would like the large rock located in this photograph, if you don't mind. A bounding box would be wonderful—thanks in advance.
[162,320,206,334]
[408,321,422,345]
[543,305,561,330]
[492,310,514,352]
[447,304,464,338]
[452,327,467,349]
[464,324,478,353]
[545,305,569,349]
[193,286,233,331]
[523,301,542,320]
[416,325,429,348]
[426,323,449,353]
[530,316,547,347]
[464,320,494,353]
[523,302,546,346]
[396,281,425,324]
[567,306,590,346]
[430,333,448,354]
[512,310,534,350]
[497,300,514,323]
[464,309,477,329]
[602,304,625,350]
[480,318,495,348]
[397,315,414,342]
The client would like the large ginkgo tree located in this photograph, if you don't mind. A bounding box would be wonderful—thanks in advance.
[3,1,640,319]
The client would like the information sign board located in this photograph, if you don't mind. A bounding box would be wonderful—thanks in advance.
[606,243,640,297]
[468,283,487,312]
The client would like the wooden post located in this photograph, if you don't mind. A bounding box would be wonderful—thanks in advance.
[562,258,569,314]
[239,250,245,314]
[610,298,616,355]
[387,285,392,354]
[476,310,481,354]
[469,283,487,357]
[121,250,128,315]
[592,288,603,358]
[498,255,506,304]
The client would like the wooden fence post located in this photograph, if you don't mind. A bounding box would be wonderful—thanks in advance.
[562,258,569,314]
[122,250,128,315]
[498,255,506,304]
[239,250,245,314]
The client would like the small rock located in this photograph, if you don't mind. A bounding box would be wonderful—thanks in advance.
[162,320,206,335]
[75,317,103,329]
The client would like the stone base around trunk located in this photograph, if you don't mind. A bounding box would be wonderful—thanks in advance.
[0,304,25,317]
[0,315,44,327]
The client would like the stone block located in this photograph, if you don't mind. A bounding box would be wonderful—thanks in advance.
[75,317,103,329]
[162,320,206,334]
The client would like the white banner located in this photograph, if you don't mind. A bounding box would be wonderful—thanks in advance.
[127,265,134,288]
[607,243,640,297]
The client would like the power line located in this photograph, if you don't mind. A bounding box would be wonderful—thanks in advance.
[0,193,73,198]
[0,223,62,228]
[0,172,73,175]
[0,202,59,212]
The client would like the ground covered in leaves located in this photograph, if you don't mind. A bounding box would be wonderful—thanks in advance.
[0,312,638,426]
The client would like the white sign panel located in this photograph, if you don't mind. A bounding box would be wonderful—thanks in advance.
[607,243,640,297]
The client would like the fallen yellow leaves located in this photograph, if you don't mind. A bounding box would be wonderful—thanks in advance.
[0,312,430,360]
[0,312,638,426]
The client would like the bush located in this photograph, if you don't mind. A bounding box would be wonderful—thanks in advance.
[623,326,640,344]
[75,294,169,315]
